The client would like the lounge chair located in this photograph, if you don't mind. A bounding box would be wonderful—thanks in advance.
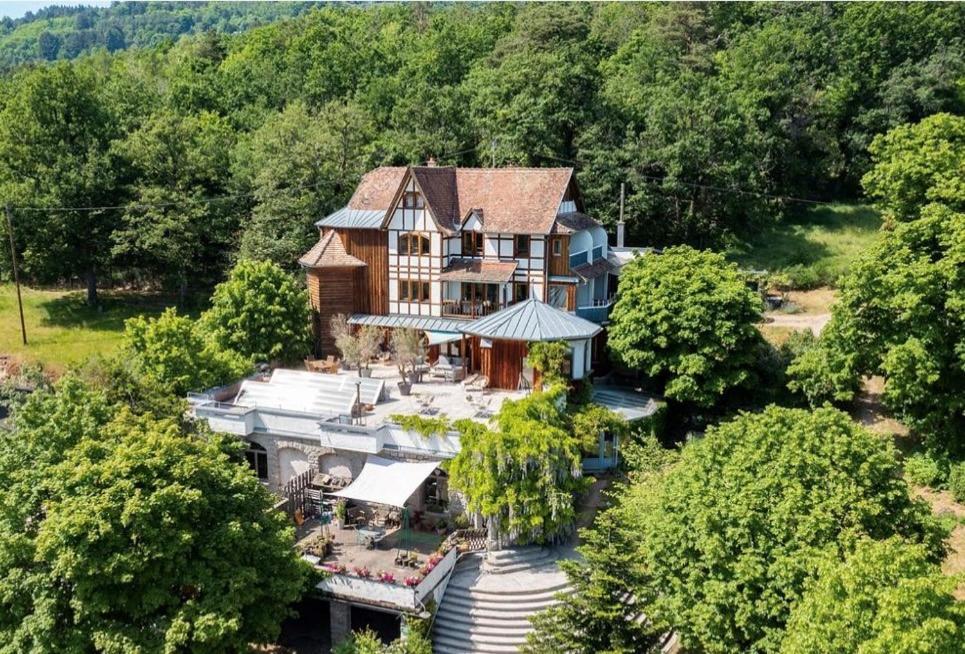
[430,355,454,379]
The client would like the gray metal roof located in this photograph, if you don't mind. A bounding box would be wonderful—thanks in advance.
[316,207,386,229]
[591,387,663,422]
[348,313,473,333]
[463,298,602,342]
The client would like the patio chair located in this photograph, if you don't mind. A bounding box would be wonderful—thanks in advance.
[466,375,489,392]
[430,355,454,379]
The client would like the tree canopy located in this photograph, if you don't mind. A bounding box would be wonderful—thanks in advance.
[608,247,763,407]
[781,538,964,654]
[0,377,307,652]
[2,4,963,294]
[449,386,587,546]
[532,406,945,654]
[201,259,311,364]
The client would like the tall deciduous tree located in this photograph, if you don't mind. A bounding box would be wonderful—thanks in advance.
[233,99,374,268]
[608,247,763,407]
[113,110,239,303]
[781,538,964,654]
[531,406,945,654]
[201,259,311,364]
[0,62,119,304]
[0,378,307,652]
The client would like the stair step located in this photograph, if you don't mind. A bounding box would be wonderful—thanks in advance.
[439,593,560,613]
[434,608,535,629]
[436,602,557,621]
[432,620,532,638]
[444,584,568,601]
[432,633,521,654]
[432,624,527,647]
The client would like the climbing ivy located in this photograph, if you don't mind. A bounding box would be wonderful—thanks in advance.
[388,414,453,439]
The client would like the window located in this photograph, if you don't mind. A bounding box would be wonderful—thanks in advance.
[398,232,430,256]
[513,282,529,303]
[403,191,424,209]
[399,279,430,303]
[514,234,531,258]
[548,284,569,309]
[245,441,268,480]
[462,231,483,257]
[552,238,562,256]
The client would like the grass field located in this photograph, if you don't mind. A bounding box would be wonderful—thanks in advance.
[728,203,882,288]
[0,285,177,371]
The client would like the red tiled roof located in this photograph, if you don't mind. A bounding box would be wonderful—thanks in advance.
[406,166,575,235]
[348,167,408,211]
[438,258,518,283]
[298,231,366,268]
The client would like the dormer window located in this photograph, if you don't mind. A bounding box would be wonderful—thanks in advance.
[514,235,531,258]
[462,231,484,257]
[399,232,431,256]
[403,191,424,209]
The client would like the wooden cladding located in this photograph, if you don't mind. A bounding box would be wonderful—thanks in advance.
[480,339,528,390]
[329,228,388,315]
[307,268,357,355]
[548,235,570,276]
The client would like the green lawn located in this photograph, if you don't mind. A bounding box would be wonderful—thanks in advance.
[727,203,882,288]
[0,285,177,371]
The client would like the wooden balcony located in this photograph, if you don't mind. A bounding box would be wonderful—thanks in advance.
[441,299,506,318]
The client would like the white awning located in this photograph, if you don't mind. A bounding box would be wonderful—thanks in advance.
[330,455,440,508]
[426,330,462,346]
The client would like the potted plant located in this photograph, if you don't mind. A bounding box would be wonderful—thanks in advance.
[403,575,422,587]
[356,326,382,378]
[330,314,362,371]
[376,570,395,584]
[333,499,347,529]
[391,328,424,396]
[353,566,371,578]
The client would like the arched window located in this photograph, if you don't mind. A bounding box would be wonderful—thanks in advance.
[244,441,268,481]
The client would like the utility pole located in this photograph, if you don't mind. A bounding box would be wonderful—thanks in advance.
[491,137,496,168]
[617,183,626,248]
[4,202,27,345]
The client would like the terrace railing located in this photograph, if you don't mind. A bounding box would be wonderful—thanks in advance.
[441,299,505,318]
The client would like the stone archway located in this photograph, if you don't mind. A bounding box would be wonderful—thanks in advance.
[278,447,311,486]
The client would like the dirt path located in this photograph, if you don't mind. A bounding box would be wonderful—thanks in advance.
[763,312,831,334]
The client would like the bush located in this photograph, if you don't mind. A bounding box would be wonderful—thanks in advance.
[903,452,949,488]
[948,462,965,503]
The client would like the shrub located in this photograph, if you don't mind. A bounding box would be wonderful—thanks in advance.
[948,462,965,503]
[903,452,949,488]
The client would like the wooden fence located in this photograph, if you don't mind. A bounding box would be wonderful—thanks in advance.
[280,468,315,521]
[443,528,487,553]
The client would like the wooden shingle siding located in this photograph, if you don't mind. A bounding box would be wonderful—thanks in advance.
[308,267,357,354]
[331,228,388,315]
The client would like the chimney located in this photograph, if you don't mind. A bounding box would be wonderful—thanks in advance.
[617,182,626,248]
[426,156,437,167]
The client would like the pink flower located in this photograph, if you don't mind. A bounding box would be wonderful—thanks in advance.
[353,566,371,578]
[403,575,422,587]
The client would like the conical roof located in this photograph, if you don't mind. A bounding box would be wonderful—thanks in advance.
[298,231,366,268]
[463,298,602,342]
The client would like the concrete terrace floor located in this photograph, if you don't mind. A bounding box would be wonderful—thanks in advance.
[331,362,528,426]
[296,518,445,580]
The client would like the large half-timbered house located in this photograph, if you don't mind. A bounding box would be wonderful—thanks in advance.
[301,163,636,389]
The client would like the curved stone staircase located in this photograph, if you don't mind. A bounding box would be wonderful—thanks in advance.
[431,547,570,654]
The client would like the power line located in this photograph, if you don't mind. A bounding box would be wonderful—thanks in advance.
[12,179,325,213]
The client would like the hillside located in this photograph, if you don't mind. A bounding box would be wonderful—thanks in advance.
[0,1,322,70]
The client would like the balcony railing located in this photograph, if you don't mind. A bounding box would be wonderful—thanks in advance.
[576,296,616,323]
[441,299,506,318]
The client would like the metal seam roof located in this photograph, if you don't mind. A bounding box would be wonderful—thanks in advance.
[348,313,473,333]
[316,207,386,229]
[462,298,602,341]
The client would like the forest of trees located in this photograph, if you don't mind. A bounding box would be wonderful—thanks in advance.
[0,2,322,69]
[0,2,962,304]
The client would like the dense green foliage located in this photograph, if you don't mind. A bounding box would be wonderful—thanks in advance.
[781,538,964,654]
[608,247,763,406]
[0,377,306,652]
[1,3,962,296]
[201,259,311,363]
[526,340,570,387]
[125,307,249,396]
[0,2,322,70]
[449,386,587,545]
[531,406,945,654]
[788,117,964,453]
[332,628,431,654]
